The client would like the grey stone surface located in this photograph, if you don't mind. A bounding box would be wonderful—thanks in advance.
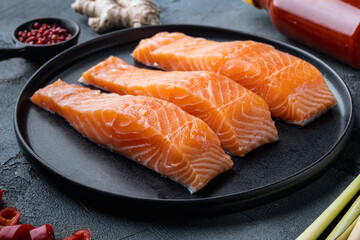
[1,0,360,239]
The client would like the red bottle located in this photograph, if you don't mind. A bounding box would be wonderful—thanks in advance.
[244,0,360,69]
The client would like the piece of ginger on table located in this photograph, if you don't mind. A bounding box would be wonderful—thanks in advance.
[71,0,161,32]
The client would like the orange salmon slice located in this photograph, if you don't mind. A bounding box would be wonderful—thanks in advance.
[79,56,278,157]
[30,79,233,194]
[133,32,337,126]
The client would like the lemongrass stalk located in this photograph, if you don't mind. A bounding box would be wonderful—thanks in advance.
[335,216,359,240]
[347,214,360,240]
[326,194,360,239]
[296,174,360,240]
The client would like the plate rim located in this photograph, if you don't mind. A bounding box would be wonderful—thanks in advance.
[13,24,354,211]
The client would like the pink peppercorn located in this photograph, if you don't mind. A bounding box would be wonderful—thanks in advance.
[17,22,72,45]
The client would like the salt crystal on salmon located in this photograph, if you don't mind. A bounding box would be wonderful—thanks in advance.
[79,56,278,157]
[30,79,233,194]
[133,32,337,126]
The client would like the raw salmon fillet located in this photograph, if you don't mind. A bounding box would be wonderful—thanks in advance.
[79,56,278,157]
[30,79,233,194]
[133,32,337,126]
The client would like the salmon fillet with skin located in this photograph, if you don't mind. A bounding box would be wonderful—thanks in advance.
[79,56,278,157]
[133,32,337,126]
[30,79,233,194]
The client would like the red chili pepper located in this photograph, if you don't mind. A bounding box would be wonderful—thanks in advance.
[0,224,35,240]
[0,207,21,229]
[0,190,3,208]
[61,229,91,240]
[29,224,55,240]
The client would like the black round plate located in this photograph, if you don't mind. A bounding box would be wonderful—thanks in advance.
[14,25,353,215]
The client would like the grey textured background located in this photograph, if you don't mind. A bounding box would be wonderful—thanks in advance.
[1,0,360,239]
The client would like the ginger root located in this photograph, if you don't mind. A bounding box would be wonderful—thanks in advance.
[71,0,161,32]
